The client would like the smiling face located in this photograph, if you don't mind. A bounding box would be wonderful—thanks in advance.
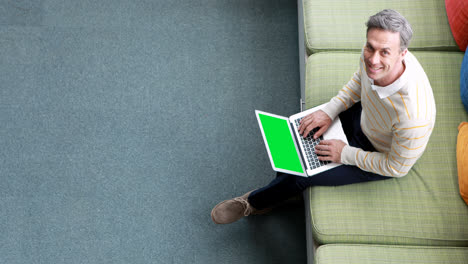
[364,28,407,86]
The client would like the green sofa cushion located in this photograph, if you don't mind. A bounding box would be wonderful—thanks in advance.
[303,0,458,54]
[315,244,468,264]
[305,51,468,246]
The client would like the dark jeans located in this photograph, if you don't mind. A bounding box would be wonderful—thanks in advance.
[248,103,390,210]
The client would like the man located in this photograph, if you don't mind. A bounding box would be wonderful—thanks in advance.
[211,9,436,224]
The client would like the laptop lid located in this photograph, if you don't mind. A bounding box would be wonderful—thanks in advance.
[255,110,306,177]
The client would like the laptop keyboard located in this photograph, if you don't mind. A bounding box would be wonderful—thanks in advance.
[294,118,330,170]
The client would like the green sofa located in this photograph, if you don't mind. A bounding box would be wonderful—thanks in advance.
[298,0,468,263]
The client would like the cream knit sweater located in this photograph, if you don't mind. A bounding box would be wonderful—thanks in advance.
[321,51,436,177]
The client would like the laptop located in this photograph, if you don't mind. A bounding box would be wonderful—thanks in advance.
[255,103,348,177]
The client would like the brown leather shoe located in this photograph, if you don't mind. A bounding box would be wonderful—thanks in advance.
[211,191,271,224]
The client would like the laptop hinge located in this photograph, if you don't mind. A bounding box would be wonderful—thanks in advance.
[290,120,310,173]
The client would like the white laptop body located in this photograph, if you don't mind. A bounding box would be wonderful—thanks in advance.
[256,103,349,177]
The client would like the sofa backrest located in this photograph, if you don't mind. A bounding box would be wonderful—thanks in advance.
[303,0,458,54]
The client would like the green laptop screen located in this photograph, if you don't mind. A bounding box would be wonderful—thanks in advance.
[258,113,304,174]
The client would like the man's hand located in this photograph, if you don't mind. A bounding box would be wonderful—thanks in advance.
[298,110,332,139]
[314,139,347,164]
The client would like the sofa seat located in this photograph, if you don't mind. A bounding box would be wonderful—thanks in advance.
[303,0,458,54]
[315,244,468,264]
[305,51,468,246]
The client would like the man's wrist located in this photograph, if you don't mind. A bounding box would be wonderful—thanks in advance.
[320,102,339,121]
[340,145,358,165]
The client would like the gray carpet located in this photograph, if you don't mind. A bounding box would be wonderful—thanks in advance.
[1,1,304,263]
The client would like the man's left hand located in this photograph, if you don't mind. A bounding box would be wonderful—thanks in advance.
[314,139,347,164]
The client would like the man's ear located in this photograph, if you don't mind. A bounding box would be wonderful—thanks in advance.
[400,48,408,58]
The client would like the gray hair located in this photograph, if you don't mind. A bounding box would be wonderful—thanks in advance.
[366,9,413,51]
